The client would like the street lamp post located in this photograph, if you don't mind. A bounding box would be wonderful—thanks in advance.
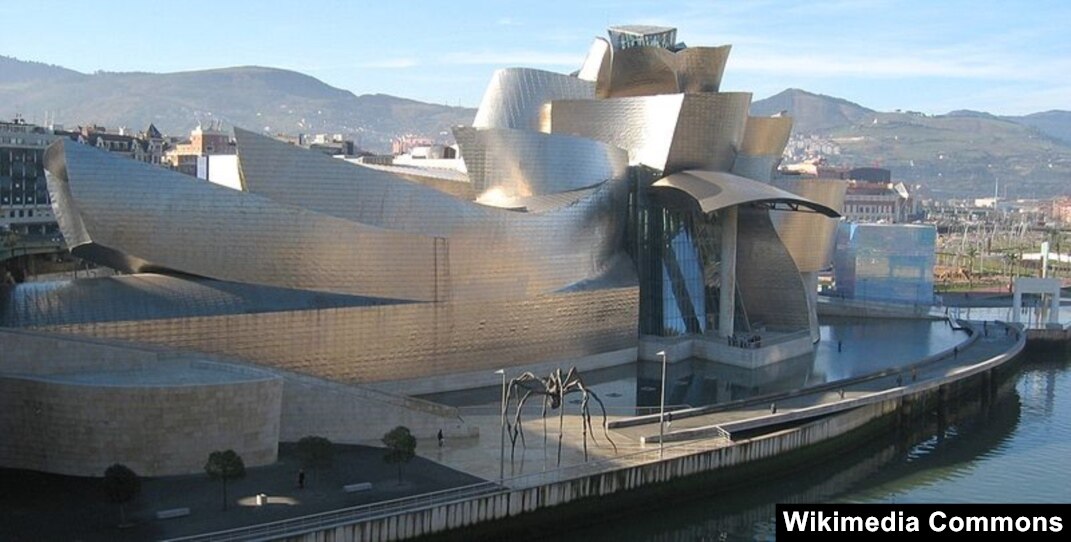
[657,350,667,457]
[495,369,506,482]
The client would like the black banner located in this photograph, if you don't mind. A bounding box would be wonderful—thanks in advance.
[777,504,1070,539]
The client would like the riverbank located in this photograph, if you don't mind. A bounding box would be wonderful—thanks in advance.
[159,320,1024,542]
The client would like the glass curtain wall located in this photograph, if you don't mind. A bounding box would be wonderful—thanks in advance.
[633,191,723,337]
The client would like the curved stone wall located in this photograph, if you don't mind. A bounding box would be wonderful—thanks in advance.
[0,330,282,477]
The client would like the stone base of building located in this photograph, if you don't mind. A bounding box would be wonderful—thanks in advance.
[639,331,815,369]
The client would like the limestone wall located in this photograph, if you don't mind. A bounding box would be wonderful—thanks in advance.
[0,329,282,477]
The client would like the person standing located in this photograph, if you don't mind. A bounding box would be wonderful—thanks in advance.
[437,429,444,448]
[298,469,305,489]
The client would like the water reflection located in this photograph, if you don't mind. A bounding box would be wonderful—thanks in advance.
[421,319,966,411]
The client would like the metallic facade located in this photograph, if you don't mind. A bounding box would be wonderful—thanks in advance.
[732,116,793,182]
[652,170,840,216]
[233,128,631,300]
[46,140,442,301]
[675,46,732,94]
[769,177,848,272]
[453,126,628,198]
[735,207,812,332]
[9,24,846,396]
[577,38,612,84]
[599,45,732,98]
[548,92,752,174]
[472,68,595,131]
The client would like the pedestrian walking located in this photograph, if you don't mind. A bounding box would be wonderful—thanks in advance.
[437,428,444,448]
[298,469,305,489]
[837,340,842,353]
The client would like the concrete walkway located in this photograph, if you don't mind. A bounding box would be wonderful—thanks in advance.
[0,444,483,542]
[417,321,1019,488]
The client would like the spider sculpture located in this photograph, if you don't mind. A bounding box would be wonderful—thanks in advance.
[504,367,617,465]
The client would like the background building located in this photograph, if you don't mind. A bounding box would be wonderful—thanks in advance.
[0,117,57,237]
[833,222,936,304]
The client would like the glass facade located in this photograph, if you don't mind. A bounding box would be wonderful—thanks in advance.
[633,191,725,337]
[607,27,678,50]
[0,148,47,208]
[833,222,936,304]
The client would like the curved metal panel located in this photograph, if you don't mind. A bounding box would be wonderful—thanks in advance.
[730,155,782,183]
[355,162,475,200]
[653,170,841,217]
[548,94,683,171]
[665,92,751,173]
[470,186,601,212]
[0,274,407,328]
[472,68,594,131]
[549,93,749,174]
[739,116,793,156]
[45,140,441,301]
[237,129,633,299]
[604,46,678,98]
[675,46,731,93]
[236,128,479,236]
[51,135,633,302]
[577,37,611,84]
[454,126,627,198]
[735,207,811,332]
[769,177,847,272]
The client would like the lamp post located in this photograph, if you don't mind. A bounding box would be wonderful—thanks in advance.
[657,350,667,457]
[495,369,506,482]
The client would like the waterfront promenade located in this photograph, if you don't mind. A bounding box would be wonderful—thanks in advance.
[4,320,1022,542]
[155,319,1022,542]
[419,320,1019,487]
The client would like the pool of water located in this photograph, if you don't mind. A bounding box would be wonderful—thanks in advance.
[420,318,967,413]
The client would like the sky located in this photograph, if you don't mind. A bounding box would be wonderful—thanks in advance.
[3,0,1069,115]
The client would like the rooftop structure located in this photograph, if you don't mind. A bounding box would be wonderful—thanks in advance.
[607,25,680,50]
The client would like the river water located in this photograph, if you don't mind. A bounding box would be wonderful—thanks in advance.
[562,346,1071,541]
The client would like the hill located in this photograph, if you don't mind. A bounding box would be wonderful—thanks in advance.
[0,56,1067,198]
[751,90,1071,199]
[0,56,82,85]
[750,88,874,133]
[0,57,474,152]
[1003,111,1071,145]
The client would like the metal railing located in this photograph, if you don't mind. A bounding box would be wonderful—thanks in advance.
[161,481,505,542]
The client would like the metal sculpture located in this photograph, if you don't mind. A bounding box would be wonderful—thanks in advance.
[504,367,616,465]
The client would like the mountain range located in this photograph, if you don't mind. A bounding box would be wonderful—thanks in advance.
[1,55,1068,199]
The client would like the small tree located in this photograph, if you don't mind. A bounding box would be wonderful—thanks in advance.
[382,426,416,485]
[296,435,334,484]
[204,450,246,510]
[103,463,140,527]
